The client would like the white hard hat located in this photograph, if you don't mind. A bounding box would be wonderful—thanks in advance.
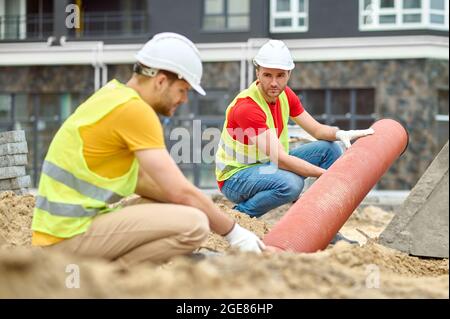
[135,32,205,95]
[253,39,295,71]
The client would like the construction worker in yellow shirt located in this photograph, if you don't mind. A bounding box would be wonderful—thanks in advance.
[31,33,264,267]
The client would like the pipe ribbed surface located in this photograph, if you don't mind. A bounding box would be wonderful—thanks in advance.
[263,119,408,252]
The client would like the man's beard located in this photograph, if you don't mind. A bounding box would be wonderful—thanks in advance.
[156,90,176,117]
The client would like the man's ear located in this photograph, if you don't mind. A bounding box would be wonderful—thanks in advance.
[154,72,168,91]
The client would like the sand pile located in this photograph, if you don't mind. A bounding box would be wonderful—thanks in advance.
[0,191,34,247]
[0,191,448,298]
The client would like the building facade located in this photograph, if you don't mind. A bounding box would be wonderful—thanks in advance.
[0,0,448,189]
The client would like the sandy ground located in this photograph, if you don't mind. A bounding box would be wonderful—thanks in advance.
[0,191,448,298]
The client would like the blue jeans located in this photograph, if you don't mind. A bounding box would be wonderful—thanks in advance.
[221,141,343,218]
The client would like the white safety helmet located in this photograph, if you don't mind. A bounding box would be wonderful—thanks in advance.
[253,39,295,71]
[135,32,205,95]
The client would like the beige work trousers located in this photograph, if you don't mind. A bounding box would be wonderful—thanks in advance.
[44,196,210,267]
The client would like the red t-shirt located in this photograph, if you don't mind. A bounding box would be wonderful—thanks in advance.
[217,85,304,189]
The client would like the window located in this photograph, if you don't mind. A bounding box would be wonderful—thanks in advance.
[430,0,447,25]
[0,92,83,186]
[202,0,250,31]
[435,89,449,154]
[64,0,147,39]
[0,0,26,40]
[360,0,449,31]
[21,0,53,40]
[295,89,377,130]
[270,0,308,32]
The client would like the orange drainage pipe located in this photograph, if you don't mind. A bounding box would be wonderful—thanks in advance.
[263,119,408,252]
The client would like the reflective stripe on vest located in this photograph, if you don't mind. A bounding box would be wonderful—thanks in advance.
[35,196,98,217]
[42,160,123,204]
[216,156,242,174]
[218,140,259,165]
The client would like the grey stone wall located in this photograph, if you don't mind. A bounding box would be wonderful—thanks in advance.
[1,60,446,190]
[0,65,94,93]
[289,59,449,189]
[107,65,133,83]
[202,62,241,91]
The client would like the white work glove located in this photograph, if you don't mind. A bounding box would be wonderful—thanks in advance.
[224,223,266,253]
[335,128,375,149]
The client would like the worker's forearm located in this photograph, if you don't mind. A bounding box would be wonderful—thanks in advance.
[170,184,235,235]
[314,125,339,141]
[278,154,326,178]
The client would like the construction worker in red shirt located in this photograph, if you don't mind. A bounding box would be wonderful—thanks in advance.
[215,39,373,244]
[31,33,265,267]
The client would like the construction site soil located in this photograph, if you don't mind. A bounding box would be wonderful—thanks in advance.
[0,191,448,298]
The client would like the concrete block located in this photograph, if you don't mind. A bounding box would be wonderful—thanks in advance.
[0,154,28,167]
[0,166,26,180]
[380,142,449,258]
[0,142,28,156]
[12,188,29,196]
[0,130,26,145]
[0,175,31,190]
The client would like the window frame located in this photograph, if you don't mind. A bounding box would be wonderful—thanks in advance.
[359,0,449,31]
[294,88,377,130]
[270,0,309,33]
[202,0,250,32]
[435,89,449,154]
[0,0,27,40]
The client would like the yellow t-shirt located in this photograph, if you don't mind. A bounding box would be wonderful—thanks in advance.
[32,99,165,246]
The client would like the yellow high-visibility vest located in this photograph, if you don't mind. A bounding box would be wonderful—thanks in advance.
[32,80,140,238]
[215,82,290,182]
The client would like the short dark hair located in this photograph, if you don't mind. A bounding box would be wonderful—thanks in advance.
[158,69,179,83]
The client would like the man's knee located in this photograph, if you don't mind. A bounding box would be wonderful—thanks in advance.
[179,207,210,245]
[316,140,343,167]
[328,141,343,160]
[278,175,304,202]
